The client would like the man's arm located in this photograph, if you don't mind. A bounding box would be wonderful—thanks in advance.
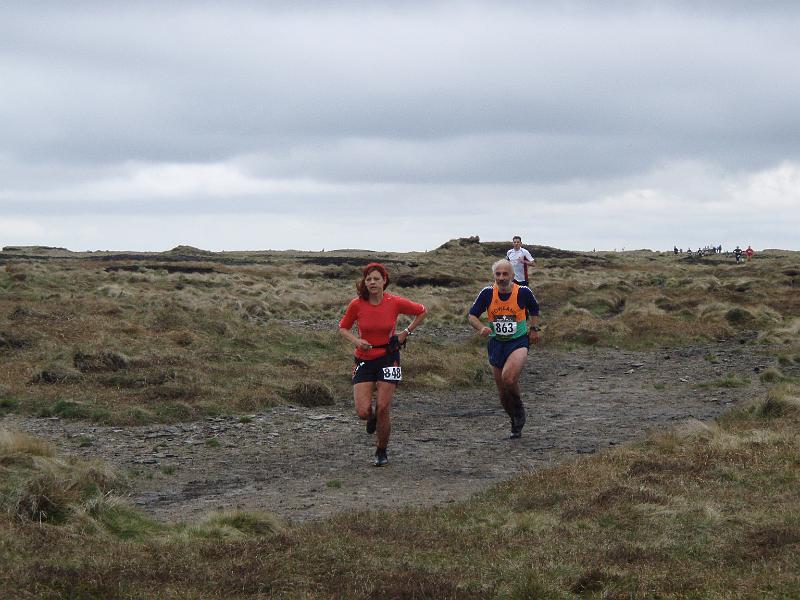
[527,314,540,344]
[468,314,491,337]
[468,287,493,337]
[520,287,541,343]
[523,249,535,265]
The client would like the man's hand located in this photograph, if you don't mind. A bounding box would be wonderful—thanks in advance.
[478,326,491,338]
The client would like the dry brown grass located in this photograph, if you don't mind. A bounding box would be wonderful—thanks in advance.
[2,242,799,425]
[0,428,54,457]
[2,242,800,598]
[2,380,800,598]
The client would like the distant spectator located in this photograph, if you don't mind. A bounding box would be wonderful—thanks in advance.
[674,246,679,255]
[506,236,535,288]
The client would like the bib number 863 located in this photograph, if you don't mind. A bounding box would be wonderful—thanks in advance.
[492,321,517,335]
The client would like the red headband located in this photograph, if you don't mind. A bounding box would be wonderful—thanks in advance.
[363,262,389,283]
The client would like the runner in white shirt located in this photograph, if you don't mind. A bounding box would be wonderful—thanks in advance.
[506,236,535,287]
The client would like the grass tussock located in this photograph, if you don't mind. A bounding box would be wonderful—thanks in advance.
[543,306,628,346]
[760,317,800,345]
[286,381,334,407]
[749,385,800,419]
[0,428,127,525]
[185,510,285,539]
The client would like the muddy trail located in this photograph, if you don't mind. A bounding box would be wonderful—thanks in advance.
[3,341,777,524]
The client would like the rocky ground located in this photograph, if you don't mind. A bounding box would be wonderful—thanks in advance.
[3,340,778,524]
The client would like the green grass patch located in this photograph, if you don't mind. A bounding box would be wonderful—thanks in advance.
[697,375,750,389]
[95,503,166,540]
[32,398,113,422]
[0,396,20,415]
[153,401,194,421]
[74,436,93,448]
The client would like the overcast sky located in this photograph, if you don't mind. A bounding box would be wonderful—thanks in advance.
[1,1,798,252]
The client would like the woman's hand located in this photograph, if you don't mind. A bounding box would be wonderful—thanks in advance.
[355,338,372,351]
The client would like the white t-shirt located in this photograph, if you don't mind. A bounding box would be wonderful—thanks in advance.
[506,247,534,282]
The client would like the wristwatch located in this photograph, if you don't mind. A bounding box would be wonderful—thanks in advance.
[531,325,541,332]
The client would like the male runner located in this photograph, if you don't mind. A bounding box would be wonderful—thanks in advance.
[506,236,535,287]
[468,259,540,438]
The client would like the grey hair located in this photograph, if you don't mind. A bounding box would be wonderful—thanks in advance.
[491,258,512,273]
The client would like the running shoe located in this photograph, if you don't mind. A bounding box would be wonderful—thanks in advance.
[366,410,377,434]
[374,447,388,467]
[510,405,526,439]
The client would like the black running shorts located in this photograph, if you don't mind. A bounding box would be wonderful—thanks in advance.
[352,352,402,385]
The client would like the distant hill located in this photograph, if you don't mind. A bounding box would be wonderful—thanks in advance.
[435,236,581,259]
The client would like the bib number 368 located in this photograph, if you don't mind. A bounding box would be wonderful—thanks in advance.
[382,366,402,381]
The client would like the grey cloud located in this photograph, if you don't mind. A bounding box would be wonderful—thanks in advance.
[1,1,799,186]
[239,133,660,184]
[0,197,319,218]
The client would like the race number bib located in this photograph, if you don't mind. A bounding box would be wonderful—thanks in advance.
[381,366,402,381]
[492,317,518,336]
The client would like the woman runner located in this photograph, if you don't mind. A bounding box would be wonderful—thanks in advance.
[338,262,426,466]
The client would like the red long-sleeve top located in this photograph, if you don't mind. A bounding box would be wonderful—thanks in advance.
[339,293,425,360]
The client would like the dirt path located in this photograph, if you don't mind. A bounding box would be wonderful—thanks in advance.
[3,342,775,523]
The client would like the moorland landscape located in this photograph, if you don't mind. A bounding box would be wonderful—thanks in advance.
[1,237,799,598]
